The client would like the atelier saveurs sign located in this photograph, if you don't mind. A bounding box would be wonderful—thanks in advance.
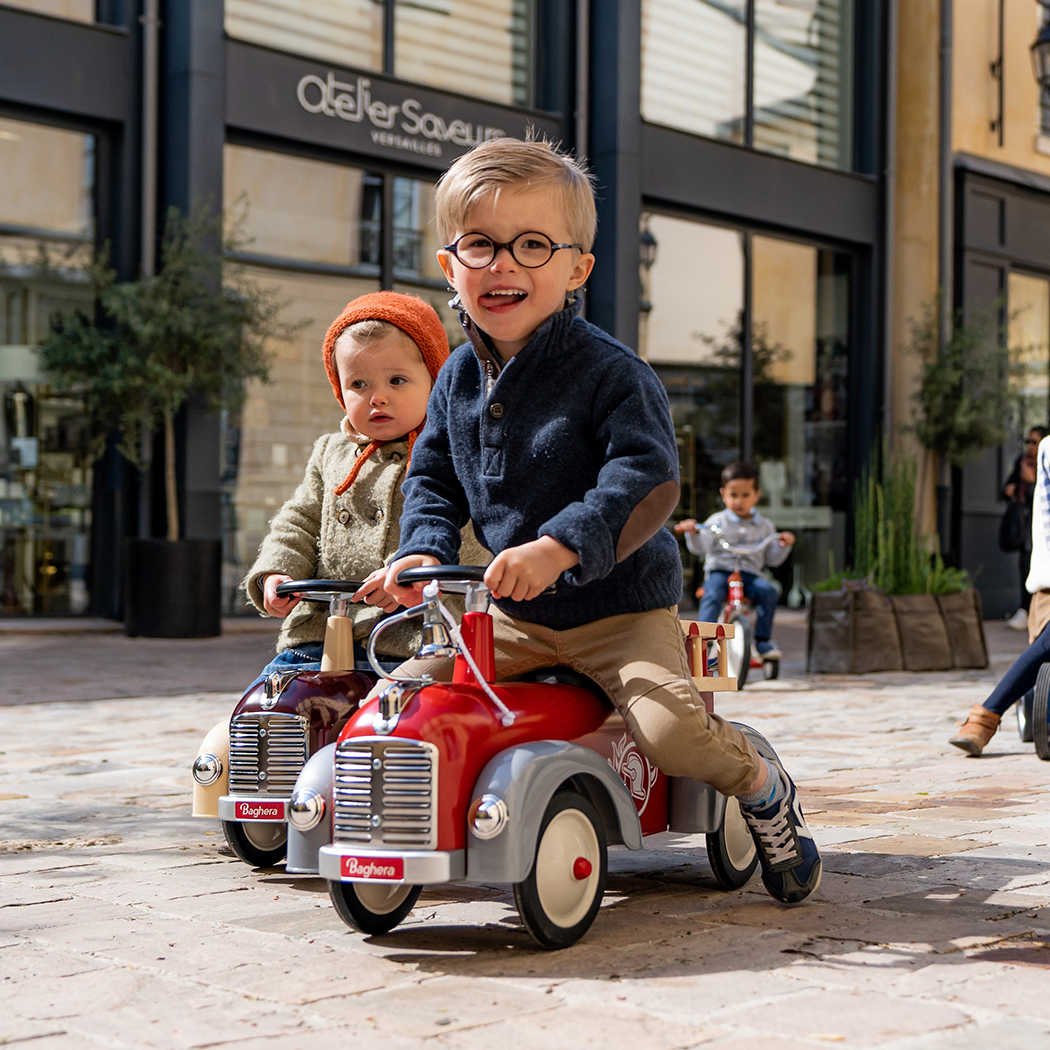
[226,40,562,171]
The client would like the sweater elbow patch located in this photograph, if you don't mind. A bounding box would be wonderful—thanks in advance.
[615,480,680,562]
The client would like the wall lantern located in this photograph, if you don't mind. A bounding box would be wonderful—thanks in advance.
[639,227,658,271]
[1033,3,1050,95]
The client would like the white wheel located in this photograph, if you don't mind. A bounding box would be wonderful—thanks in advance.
[513,791,607,949]
[221,820,287,867]
[1017,695,1033,743]
[329,880,422,935]
[536,809,602,928]
[724,611,752,688]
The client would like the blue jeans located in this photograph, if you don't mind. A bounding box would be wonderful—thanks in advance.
[246,642,326,692]
[983,622,1050,717]
[697,570,778,641]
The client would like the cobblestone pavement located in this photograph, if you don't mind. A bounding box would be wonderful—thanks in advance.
[3,629,1050,1048]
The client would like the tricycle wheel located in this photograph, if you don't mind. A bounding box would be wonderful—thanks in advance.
[221,820,287,867]
[1017,691,1034,743]
[762,658,780,680]
[513,790,606,950]
[328,880,421,935]
[1034,664,1050,760]
[706,797,758,889]
[725,611,751,689]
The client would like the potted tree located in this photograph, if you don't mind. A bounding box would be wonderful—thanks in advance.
[39,204,295,637]
[807,457,987,673]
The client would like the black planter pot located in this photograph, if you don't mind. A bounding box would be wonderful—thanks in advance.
[124,538,222,638]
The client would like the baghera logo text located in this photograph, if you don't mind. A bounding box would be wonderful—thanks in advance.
[297,72,506,157]
[341,855,405,881]
[235,801,284,821]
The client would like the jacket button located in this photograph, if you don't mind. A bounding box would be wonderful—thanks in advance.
[489,402,504,418]
[373,508,384,523]
[336,508,351,525]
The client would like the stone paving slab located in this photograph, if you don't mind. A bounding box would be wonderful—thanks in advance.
[2,671,1050,1048]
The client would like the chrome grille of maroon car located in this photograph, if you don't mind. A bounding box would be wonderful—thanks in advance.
[228,713,309,796]
[332,739,438,850]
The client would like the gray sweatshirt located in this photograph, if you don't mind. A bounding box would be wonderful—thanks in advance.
[683,509,790,577]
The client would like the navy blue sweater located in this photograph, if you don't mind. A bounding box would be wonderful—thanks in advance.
[397,300,683,629]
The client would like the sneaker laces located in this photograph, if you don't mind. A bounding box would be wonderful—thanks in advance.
[743,800,800,868]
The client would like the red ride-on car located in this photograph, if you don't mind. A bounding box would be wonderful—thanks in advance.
[285,566,780,950]
[191,580,399,867]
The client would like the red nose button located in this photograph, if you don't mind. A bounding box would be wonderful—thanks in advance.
[572,857,592,880]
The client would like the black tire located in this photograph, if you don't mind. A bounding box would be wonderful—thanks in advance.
[222,819,287,867]
[1034,664,1050,760]
[725,611,752,689]
[513,790,607,950]
[328,880,422,935]
[1017,691,1034,743]
[763,658,780,680]
[706,797,759,890]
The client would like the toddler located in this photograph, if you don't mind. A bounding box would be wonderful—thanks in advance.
[675,461,794,660]
[244,292,455,677]
[381,138,821,905]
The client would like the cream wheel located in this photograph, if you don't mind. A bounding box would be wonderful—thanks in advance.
[329,880,421,935]
[513,790,607,949]
[221,820,287,867]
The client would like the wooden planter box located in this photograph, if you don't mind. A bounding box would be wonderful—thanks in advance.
[807,587,987,674]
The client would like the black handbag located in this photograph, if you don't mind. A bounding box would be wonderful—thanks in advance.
[998,501,1026,553]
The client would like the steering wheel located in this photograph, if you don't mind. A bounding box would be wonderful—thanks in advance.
[274,579,366,604]
[396,565,488,594]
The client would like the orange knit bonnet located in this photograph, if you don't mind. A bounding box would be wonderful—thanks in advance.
[323,291,450,496]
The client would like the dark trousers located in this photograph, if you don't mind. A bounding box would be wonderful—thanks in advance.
[983,621,1050,717]
[697,570,778,641]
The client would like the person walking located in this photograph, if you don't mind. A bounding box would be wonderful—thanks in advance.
[951,431,1050,754]
[1002,426,1049,630]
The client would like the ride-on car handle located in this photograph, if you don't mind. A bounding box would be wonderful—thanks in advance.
[274,579,367,672]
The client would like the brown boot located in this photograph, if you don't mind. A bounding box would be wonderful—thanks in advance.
[948,704,1001,756]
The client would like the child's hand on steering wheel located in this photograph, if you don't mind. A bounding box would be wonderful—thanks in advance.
[262,573,298,617]
[353,568,401,612]
[383,554,441,605]
[484,537,578,601]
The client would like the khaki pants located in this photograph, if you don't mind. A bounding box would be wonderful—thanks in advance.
[371,605,761,796]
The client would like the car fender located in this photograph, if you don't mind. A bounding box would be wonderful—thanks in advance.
[465,741,643,884]
[285,742,336,874]
[192,720,229,818]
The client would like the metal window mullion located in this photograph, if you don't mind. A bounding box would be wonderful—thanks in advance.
[745,0,755,149]
[741,230,754,463]
[381,173,396,291]
[384,0,396,76]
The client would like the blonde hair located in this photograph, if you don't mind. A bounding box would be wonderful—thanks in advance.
[435,137,598,251]
[339,318,405,345]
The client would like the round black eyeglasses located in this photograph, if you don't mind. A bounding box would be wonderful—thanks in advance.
[443,231,583,269]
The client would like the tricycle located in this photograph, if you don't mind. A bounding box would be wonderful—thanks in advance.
[190,580,398,866]
[285,565,785,949]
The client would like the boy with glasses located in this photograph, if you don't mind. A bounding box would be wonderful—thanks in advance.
[382,137,821,904]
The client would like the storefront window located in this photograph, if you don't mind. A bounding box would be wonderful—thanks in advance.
[641,0,854,172]
[1008,271,1050,435]
[395,0,534,107]
[225,0,383,72]
[751,234,850,591]
[641,212,851,602]
[639,215,744,524]
[1,0,94,22]
[641,0,747,144]
[225,0,534,107]
[753,0,853,169]
[0,117,95,615]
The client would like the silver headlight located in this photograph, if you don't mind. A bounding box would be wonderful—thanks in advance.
[191,753,223,787]
[288,788,326,831]
[468,794,508,840]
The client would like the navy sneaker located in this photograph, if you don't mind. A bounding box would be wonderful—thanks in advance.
[755,640,782,660]
[739,748,821,904]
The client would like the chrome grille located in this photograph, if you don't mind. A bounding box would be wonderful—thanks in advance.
[333,739,437,850]
[228,713,309,795]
